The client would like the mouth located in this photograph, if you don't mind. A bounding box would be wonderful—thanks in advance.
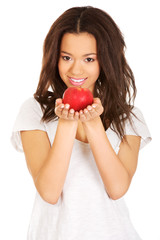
[68,77,87,86]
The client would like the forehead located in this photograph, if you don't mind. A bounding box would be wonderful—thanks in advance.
[60,32,97,54]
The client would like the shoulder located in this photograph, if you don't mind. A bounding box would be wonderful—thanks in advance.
[13,97,45,132]
[18,97,43,119]
[127,106,148,130]
[11,97,46,152]
[130,106,144,120]
[124,106,152,149]
[20,97,42,111]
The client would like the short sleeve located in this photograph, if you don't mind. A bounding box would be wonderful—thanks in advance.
[11,97,46,152]
[124,107,152,149]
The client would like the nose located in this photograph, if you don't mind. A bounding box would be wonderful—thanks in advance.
[69,60,83,76]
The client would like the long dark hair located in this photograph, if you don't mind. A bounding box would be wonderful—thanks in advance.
[34,6,137,139]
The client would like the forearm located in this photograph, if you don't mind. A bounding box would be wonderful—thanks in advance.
[35,119,78,204]
[82,117,130,200]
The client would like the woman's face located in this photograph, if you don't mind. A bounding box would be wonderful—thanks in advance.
[58,32,100,94]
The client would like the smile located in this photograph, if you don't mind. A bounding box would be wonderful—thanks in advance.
[68,77,87,86]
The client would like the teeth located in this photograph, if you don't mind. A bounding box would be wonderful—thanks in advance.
[70,78,85,83]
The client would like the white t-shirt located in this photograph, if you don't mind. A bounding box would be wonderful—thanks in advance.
[11,97,152,240]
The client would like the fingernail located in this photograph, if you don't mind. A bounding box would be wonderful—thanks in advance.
[70,109,74,114]
[60,104,64,108]
[65,104,70,109]
[92,105,96,108]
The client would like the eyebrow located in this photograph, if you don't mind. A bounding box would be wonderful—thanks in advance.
[61,51,97,57]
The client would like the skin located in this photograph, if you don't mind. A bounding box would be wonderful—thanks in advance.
[57,32,103,141]
[58,32,100,93]
[21,32,141,204]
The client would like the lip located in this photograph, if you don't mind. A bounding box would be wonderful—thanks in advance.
[68,77,87,86]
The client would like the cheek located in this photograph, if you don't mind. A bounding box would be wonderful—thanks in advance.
[58,64,64,81]
[58,61,69,76]
[58,60,63,73]
[58,60,61,74]
[90,64,100,78]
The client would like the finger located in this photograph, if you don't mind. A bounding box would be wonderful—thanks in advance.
[55,103,64,116]
[92,98,104,114]
[55,98,63,107]
[68,108,75,120]
[74,111,79,121]
[83,108,91,120]
[93,97,101,104]
[91,98,101,109]
[93,103,104,115]
[87,105,97,118]
[79,110,87,122]
[61,104,70,118]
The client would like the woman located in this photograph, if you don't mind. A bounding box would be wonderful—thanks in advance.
[11,6,151,240]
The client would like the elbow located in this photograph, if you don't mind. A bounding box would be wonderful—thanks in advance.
[106,185,130,200]
[44,199,58,205]
[106,176,131,200]
[35,184,60,205]
[34,179,60,205]
[109,193,125,200]
[39,192,59,205]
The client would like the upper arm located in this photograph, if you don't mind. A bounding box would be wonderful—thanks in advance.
[117,135,141,179]
[20,130,51,182]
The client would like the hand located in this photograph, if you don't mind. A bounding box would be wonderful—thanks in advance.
[79,98,104,122]
[55,98,79,121]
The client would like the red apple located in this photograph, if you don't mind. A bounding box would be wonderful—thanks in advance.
[62,87,93,111]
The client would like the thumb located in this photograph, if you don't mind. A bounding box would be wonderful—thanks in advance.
[93,98,101,104]
[55,98,63,107]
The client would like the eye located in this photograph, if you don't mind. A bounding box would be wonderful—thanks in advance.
[62,56,71,61]
[85,57,95,62]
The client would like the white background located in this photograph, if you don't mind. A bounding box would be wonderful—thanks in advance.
[0,0,159,239]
